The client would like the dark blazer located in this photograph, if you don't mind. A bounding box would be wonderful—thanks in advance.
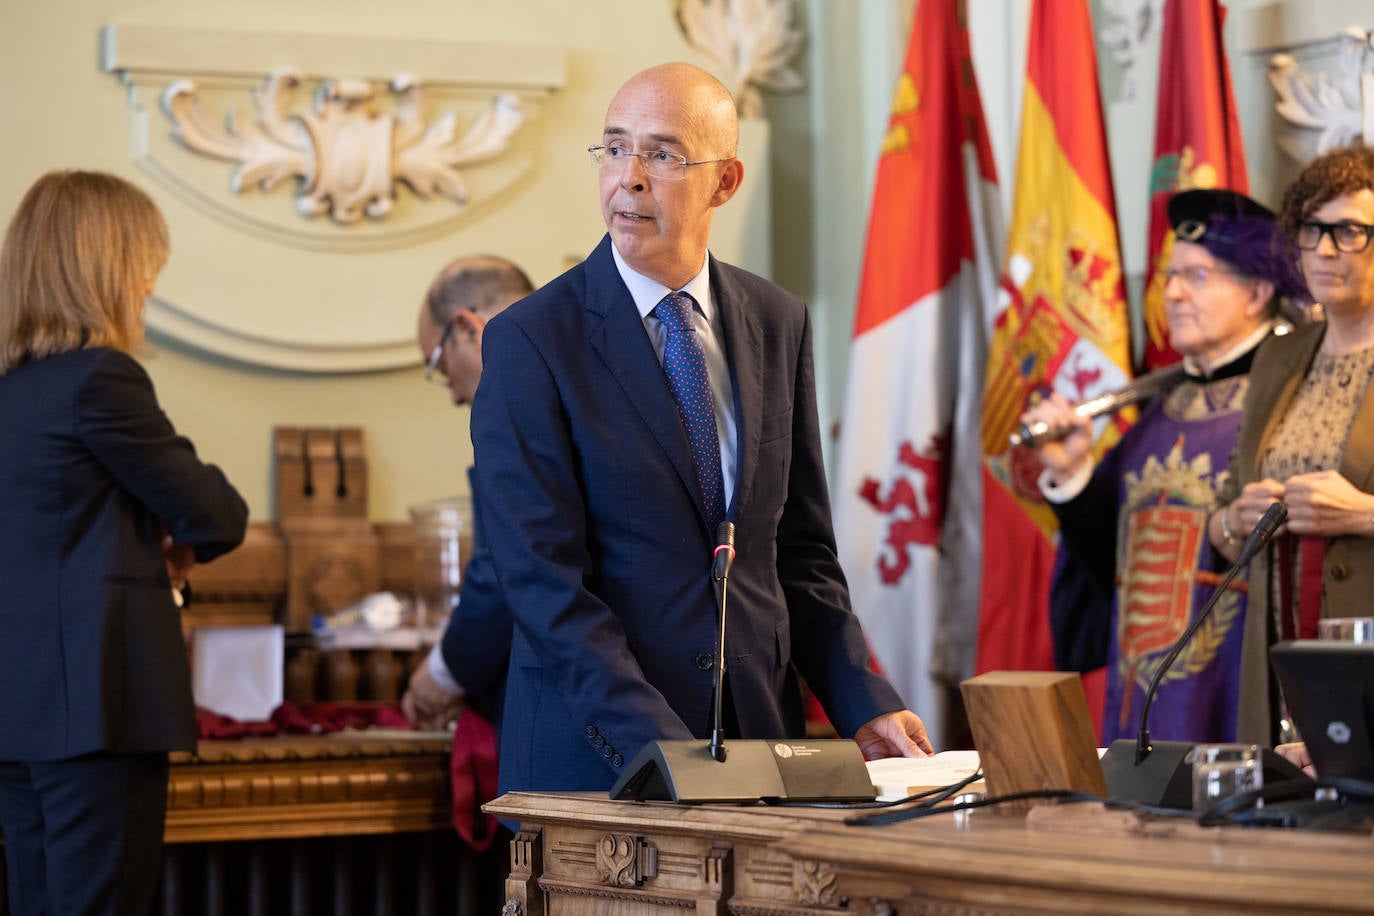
[437,468,511,724]
[1222,322,1374,743]
[0,348,248,761]
[472,236,903,794]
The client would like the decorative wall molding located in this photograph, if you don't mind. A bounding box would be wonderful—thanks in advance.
[1268,25,1374,157]
[1096,0,1162,103]
[161,71,525,224]
[674,0,804,119]
[98,24,566,372]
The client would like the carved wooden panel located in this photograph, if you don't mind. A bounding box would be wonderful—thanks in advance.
[163,734,449,844]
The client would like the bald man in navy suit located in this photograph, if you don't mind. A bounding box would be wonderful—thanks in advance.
[472,62,932,796]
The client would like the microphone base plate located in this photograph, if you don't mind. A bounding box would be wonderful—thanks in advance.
[609,739,875,804]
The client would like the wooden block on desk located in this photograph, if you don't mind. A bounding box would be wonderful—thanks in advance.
[960,670,1107,806]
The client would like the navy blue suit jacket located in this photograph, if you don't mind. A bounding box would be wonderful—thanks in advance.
[436,468,511,724]
[471,237,903,794]
[0,349,248,761]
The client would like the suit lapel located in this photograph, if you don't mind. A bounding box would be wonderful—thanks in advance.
[1251,324,1323,480]
[713,260,764,521]
[582,237,708,528]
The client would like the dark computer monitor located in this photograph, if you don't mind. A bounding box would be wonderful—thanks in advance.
[1270,640,1374,782]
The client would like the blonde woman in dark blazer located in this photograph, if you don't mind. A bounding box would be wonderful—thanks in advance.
[0,171,248,915]
[1209,146,1374,747]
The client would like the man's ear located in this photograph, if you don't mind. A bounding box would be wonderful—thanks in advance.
[453,308,486,340]
[1246,279,1276,320]
[710,158,744,208]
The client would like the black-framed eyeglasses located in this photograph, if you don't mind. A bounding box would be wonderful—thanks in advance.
[1294,220,1374,253]
[588,145,733,181]
[424,320,455,383]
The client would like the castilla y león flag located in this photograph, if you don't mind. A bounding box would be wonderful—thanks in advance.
[1141,0,1248,371]
[833,0,1003,747]
[977,0,1133,675]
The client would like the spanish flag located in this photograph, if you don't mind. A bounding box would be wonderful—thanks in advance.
[976,0,1132,680]
[833,0,1002,747]
[1141,0,1248,370]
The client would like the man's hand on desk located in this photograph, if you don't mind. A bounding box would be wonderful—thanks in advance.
[854,709,934,760]
[401,663,464,729]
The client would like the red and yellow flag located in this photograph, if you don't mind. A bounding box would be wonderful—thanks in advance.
[833,0,1002,746]
[1142,0,1248,370]
[977,0,1132,679]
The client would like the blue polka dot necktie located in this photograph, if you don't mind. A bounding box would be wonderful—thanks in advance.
[656,291,725,534]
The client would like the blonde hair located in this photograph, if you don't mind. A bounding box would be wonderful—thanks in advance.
[0,170,169,373]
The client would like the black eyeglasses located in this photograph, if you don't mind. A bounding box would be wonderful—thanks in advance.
[1294,220,1374,253]
[425,320,455,383]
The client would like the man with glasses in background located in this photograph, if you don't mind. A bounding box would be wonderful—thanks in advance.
[470,62,932,799]
[1021,189,1311,746]
[403,254,532,729]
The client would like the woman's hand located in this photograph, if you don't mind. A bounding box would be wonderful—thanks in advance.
[1229,480,1289,538]
[1017,392,1092,484]
[162,533,195,590]
[1282,470,1374,537]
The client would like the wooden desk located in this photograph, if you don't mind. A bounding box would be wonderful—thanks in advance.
[166,732,452,843]
[486,792,1374,914]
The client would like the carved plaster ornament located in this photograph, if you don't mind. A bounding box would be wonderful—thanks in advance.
[1269,25,1374,157]
[674,0,804,118]
[1097,0,1161,103]
[160,69,526,224]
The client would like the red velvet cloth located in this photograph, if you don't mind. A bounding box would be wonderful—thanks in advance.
[195,701,415,738]
[448,708,500,851]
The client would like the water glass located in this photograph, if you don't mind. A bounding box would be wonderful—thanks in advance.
[1317,617,1374,643]
[1191,743,1261,813]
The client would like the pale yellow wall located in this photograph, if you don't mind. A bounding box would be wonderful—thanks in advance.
[0,0,770,522]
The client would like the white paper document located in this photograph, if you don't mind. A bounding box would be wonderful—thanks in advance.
[866,750,984,802]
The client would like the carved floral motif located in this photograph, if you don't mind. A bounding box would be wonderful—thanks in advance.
[674,0,804,118]
[1269,25,1374,156]
[1097,0,1162,103]
[794,858,839,906]
[596,833,645,887]
[160,70,525,223]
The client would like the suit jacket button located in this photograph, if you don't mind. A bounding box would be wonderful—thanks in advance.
[612,754,624,767]
[602,745,615,758]
[585,725,598,737]
[592,735,606,748]
[1331,563,1350,581]
[696,653,714,670]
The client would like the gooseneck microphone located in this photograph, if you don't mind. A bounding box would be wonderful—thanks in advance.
[608,521,877,804]
[708,521,735,763]
[1134,501,1287,763]
[1102,501,1295,806]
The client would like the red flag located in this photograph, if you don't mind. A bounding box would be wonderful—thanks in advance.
[977,0,1132,681]
[833,0,1003,747]
[1141,0,1248,370]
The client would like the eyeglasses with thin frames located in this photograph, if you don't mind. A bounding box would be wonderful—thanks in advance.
[425,320,455,384]
[1162,264,1246,292]
[1294,220,1374,254]
[588,145,733,181]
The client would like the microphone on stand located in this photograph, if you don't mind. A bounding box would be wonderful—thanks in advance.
[1101,502,1307,807]
[609,523,876,804]
[708,522,735,763]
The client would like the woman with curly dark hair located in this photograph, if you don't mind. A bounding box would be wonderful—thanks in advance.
[1208,145,1374,750]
